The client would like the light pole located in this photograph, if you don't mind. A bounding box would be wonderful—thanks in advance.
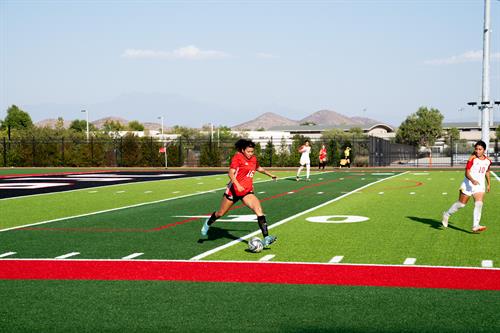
[157,116,164,136]
[81,109,89,142]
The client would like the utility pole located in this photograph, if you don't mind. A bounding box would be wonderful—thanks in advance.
[81,109,89,142]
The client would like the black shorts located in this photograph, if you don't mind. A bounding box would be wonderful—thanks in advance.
[224,185,254,202]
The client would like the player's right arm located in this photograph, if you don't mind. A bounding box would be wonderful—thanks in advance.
[228,168,245,192]
[465,156,479,185]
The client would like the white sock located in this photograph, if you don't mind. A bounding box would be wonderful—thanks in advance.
[446,202,465,216]
[306,164,310,178]
[297,166,303,177]
[473,201,483,228]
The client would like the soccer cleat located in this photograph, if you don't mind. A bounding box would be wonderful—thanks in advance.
[263,235,277,247]
[201,219,210,237]
[441,212,449,228]
[296,176,300,181]
[472,226,487,233]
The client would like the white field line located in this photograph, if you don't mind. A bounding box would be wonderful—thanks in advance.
[0,173,322,233]
[492,171,500,182]
[122,253,144,260]
[190,172,407,260]
[0,252,16,258]
[403,258,417,265]
[2,258,498,271]
[329,256,344,263]
[259,255,275,261]
[55,252,80,259]
[481,260,493,268]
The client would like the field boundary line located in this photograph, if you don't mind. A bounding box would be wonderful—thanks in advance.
[0,173,320,233]
[1,259,498,290]
[492,171,500,182]
[190,172,407,260]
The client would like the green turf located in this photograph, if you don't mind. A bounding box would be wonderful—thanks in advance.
[208,171,500,267]
[0,280,498,332]
[0,171,388,259]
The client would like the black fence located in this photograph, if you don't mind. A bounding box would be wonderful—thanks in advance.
[1,136,498,168]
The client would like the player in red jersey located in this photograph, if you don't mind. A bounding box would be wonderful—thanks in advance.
[201,139,278,247]
[442,140,492,233]
[318,144,327,170]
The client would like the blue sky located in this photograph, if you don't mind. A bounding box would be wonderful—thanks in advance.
[1,0,500,127]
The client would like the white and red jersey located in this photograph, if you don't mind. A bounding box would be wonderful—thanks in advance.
[226,152,259,196]
[464,154,491,186]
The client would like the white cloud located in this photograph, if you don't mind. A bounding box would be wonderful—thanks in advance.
[122,45,230,60]
[256,52,279,59]
[425,50,500,65]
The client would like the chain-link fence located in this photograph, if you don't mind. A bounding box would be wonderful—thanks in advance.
[1,136,498,168]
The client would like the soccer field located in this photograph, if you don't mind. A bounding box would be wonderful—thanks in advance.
[0,168,499,332]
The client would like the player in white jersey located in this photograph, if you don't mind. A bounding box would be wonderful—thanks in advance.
[296,140,311,181]
[442,140,491,233]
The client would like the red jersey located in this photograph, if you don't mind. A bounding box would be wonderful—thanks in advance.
[319,148,327,160]
[226,152,259,196]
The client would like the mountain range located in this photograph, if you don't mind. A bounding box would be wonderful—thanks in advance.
[35,110,383,131]
[231,110,383,130]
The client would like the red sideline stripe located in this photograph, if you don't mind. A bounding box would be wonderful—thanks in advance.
[0,260,498,290]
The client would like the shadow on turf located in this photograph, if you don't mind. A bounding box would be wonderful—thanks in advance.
[406,216,472,233]
[197,226,246,243]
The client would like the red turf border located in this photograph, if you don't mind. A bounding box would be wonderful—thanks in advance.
[0,260,498,290]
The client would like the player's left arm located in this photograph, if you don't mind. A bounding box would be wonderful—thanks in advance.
[257,166,277,181]
[485,169,490,192]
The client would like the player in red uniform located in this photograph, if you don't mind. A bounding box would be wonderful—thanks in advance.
[318,144,327,170]
[201,139,278,247]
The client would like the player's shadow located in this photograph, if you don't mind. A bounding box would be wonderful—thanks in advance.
[406,216,472,233]
[197,226,245,243]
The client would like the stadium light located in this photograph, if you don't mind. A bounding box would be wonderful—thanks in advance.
[81,109,89,142]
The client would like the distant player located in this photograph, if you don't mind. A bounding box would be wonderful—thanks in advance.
[201,139,278,247]
[318,144,327,170]
[296,140,311,181]
[442,140,491,233]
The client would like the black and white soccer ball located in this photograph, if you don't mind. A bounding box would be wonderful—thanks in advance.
[248,237,264,253]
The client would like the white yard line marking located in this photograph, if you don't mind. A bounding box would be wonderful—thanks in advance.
[378,192,384,195]
[317,192,324,194]
[259,255,275,262]
[88,191,98,193]
[191,172,408,260]
[0,252,16,258]
[481,260,493,268]
[329,256,344,263]
[258,191,266,194]
[442,192,447,195]
[287,191,295,194]
[144,191,152,194]
[0,175,297,233]
[115,191,126,194]
[492,171,500,182]
[403,258,417,265]
[409,192,415,195]
[55,252,80,259]
[172,191,180,194]
[122,253,144,260]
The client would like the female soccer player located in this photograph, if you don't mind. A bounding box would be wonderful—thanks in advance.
[318,144,327,170]
[442,140,491,233]
[201,139,278,247]
[296,140,311,181]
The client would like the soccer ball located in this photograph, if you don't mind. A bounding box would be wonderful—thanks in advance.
[248,237,264,253]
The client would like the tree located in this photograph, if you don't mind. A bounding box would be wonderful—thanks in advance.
[69,119,96,132]
[102,120,124,132]
[1,105,33,130]
[444,127,460,146]
[348,127,364,136]
[127,120,144,131]
[395,107,444,148]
